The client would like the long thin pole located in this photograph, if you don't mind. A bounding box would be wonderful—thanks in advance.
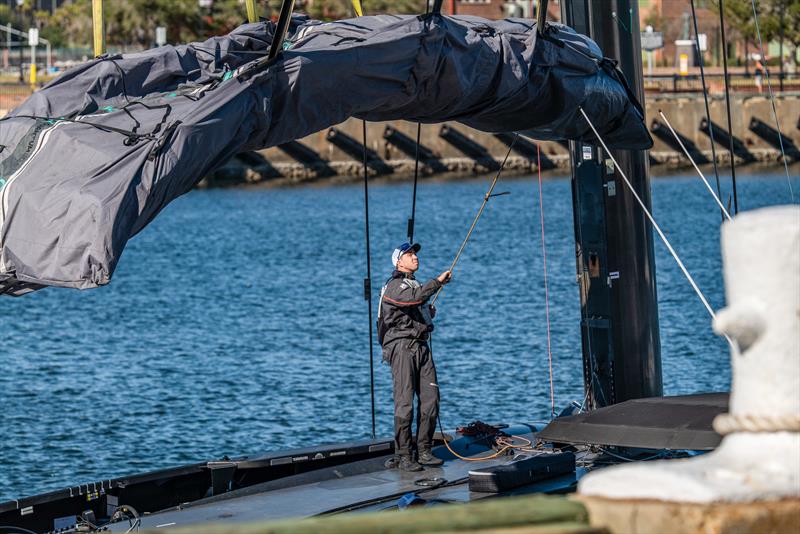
[536,0,548,35]
[689,0,723,221]
[268,0,296,60]
[362,121,376,440]
[245,0,258,23]
[353,3,376,440]
[536,144,555,418]
[750,0,794,202]
[779,1,785,92]
[408,0,434,243]
[92,0,105,57]
[717,0,739,214]
[408,125,421,243]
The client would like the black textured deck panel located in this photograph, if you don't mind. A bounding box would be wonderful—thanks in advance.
[537,393,729,451]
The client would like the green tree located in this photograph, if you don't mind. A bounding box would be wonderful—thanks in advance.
[709,0,800,64]
[36,0,430,49]
[0,5,13,27]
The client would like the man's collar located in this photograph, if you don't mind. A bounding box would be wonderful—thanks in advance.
[392,269,415,279]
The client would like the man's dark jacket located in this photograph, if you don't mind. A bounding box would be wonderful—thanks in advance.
[378,271,441,352]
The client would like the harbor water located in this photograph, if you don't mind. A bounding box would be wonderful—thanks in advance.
[1,166,797,501]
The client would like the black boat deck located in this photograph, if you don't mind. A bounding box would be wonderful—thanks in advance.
[107,425,574,530]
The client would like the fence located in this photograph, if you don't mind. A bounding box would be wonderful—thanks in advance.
[0,83,32,113]
[644,73,800,94]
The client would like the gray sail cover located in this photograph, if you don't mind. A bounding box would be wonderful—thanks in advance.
[0,14,652,295]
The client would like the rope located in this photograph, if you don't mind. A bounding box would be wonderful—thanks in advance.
[536,144,555,418]
[717,0,739,214]
[658,111,732,221]
[435,407,537,461]
[361,119,376,440]
[431,137,516,306]
[713,413,800,435]
[689,0,724,221]
[749,0,795,203]
[579,108,733,350]
[408,123,421,242]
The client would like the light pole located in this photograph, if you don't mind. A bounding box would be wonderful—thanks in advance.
[16,0,24,82]
[779,0,785,91]
[199,0,214,38]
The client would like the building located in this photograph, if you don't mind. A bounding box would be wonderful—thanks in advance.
[0,0,65,14]
[442,0,561,21]
[639,0,721,68]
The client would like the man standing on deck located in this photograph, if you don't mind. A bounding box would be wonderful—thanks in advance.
[378,242,452,472]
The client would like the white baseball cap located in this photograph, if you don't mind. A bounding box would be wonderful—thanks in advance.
[392,242,421,267]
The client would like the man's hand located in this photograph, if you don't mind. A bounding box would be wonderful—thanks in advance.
[437,271,452,285]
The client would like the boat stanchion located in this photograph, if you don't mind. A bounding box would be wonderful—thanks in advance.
[748,117,800,161]
[326,127,393,175]
[577,205,800,534]
[383,125,448,173]
[439,125,500,171]
[699,117,757,163]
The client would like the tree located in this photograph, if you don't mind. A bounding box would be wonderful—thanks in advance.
[709,0,800,64]
[34,0,430,49]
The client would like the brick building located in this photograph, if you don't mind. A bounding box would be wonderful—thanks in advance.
[639,0,721,67]
[442,0,561,22]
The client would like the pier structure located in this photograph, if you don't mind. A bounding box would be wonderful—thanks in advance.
[577,205,800,533]
[210,93,798,187]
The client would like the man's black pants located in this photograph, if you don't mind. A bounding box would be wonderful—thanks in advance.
[386,339,439,456]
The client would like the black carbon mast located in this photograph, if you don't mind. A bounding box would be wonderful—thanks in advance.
[560,0,663,408]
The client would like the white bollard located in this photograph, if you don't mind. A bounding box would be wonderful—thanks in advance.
[575,205,800,532]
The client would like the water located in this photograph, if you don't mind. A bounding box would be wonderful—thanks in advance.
[1,166,797,501]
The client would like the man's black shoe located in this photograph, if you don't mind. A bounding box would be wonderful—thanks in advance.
[417,449,444,466]
[398,455,424,472]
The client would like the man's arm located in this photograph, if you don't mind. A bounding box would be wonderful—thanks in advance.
[382,272,451,308]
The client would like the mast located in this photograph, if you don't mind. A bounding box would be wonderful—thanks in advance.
[561,0,662,408]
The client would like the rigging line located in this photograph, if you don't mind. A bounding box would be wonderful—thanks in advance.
[431,137,517,306]
[361,119,376,440]
[408,124,421,243]
[407,0,432,242]
[717,0,739,214]
[536,144,555,419]
[579,108,733,349]
[750,0,795,202]
[689,0,724,220]
[658,111,732,221]
[611,11,630,34]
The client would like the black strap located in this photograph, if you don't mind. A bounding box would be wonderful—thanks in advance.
[361,119,376,440]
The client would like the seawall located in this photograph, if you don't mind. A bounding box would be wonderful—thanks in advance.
[2,93,798,187]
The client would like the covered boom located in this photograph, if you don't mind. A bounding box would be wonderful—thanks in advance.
[0,14,651,294]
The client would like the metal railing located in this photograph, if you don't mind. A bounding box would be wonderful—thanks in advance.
[644,72,800,94]
[0,83,32,112]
